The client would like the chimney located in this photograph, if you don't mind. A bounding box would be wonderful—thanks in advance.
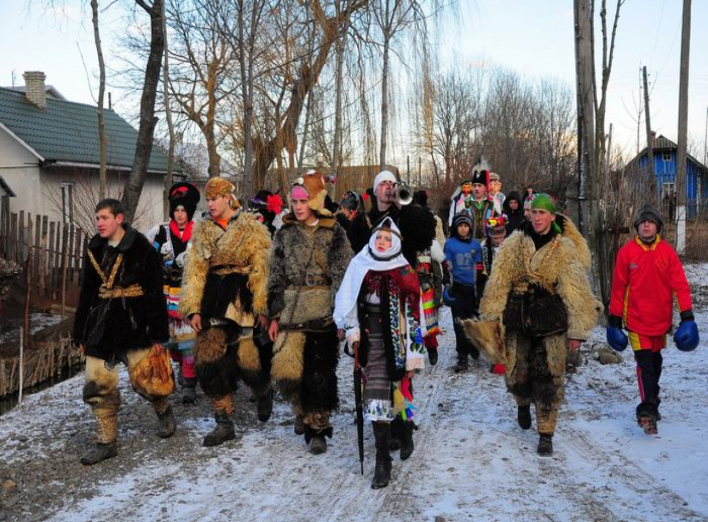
[23,71,47,109]
[650,130,657,148]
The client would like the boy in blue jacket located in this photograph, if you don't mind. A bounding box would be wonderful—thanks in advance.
[444,211,483,372]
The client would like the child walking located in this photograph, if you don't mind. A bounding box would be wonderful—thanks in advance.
[444,211,483,372]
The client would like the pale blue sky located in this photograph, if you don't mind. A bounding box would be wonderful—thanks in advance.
[1,0,706,162]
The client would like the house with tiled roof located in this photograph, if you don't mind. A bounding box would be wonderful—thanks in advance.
[0,71,175,231]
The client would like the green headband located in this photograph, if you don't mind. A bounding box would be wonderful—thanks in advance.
[530,193,557,214]
[531,194,562,234]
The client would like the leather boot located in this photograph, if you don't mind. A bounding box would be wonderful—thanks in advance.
[156,405,176,439]
[80,442,118,466]
[371,422,392,489]
[256,387,273,422]
[399,420,417,461]
[537,433,553,456]
[293,414,305,435]
[389,417,402,451]
[517,404,532,430]
[182,378,197,404]
[203,410,236,447]
[309,435,327,455]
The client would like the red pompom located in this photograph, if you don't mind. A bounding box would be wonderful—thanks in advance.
[266,194,283,214]
[491,364,506,375]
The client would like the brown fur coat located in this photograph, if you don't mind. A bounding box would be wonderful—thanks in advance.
[479,227,602,340]
[267,215,353,327]
[179,211,271,326]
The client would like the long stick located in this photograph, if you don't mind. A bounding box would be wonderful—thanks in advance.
[353,341,364,475]
[18,326,23,407]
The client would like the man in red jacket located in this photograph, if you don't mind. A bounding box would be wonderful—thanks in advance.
[607,205,698,435]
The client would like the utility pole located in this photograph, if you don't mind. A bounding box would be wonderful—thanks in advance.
[676,0,692,255]
[643,66,657,203]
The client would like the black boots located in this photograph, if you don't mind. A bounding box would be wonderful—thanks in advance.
[427,347,438,366]
[517,404,532,430]
[454,353,469,373]
[372,422,392,489]
[293,414,305,435]
[157,406,176,438]
[203,410,236,447]
[309,435,327,455]
[80,442,118,466]
[399,420,416,461]
[182,378,197,404]
[256,387,273,422]
[537,433,553,456]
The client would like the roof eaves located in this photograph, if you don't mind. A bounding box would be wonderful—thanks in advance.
[0,120,44,161]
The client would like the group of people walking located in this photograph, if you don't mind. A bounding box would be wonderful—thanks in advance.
[72,161,699,487]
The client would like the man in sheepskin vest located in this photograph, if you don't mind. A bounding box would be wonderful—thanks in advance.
[476,194,602,456]
[267,170,353,454]
[179,177,273,447]
[73,199,173,465]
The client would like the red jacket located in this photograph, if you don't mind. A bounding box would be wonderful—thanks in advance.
[609,236,692,336]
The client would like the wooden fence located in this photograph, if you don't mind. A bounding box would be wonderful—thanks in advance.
[0,195,87,311]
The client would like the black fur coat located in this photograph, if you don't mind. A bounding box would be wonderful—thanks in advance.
[73,226,169,361]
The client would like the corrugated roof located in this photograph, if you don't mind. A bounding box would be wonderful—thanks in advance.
[0,86,171,173]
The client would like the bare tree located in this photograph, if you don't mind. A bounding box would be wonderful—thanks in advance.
[121,0,166,223]
[90,0,108,199]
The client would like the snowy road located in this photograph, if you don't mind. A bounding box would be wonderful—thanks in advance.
[2,274,708,521]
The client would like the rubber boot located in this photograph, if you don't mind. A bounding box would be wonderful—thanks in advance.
[203,410,236,447]
[399,420,417,461]
[256,387,273,422]
[371,422,392,489]
[80,442,118,466]
[156,405,176,439]
[517,404,532,430]
[182,378,197,404]
[537,433,553,456]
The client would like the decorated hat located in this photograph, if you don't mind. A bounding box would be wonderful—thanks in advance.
[340,190,363,212]
[470,158,491,187]
[486,215,507,235]
[168,182,200,221]
[291,169,333,216]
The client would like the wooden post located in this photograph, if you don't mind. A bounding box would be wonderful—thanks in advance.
[643,66,657,203]
[60,223,69,319]
[676,0,692,254]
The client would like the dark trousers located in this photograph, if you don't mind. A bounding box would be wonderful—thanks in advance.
[634,349,663,418]
[450,283,478,359]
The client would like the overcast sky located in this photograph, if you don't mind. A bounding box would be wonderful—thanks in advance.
[2,0,707,163]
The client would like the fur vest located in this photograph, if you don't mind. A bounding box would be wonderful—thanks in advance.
[179,211,271,327]
[479,226,602,340]
[267,215,353,329]
[73,226,169,361]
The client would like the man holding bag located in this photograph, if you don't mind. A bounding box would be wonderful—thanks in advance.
[73,199,174,465]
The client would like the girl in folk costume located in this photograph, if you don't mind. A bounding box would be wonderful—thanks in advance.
[334,219,426,489]
[179,177,273,447]
[267,171,353,455]
[146,182,200,403]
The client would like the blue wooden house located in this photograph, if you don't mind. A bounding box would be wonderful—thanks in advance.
[625,134,708,218]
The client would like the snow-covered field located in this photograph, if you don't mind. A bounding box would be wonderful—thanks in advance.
[1,264,707,522]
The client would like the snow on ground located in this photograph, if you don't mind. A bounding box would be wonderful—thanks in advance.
[1,264,707,522]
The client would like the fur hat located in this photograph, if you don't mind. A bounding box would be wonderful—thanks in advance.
[340,191,363,212]
[413,189,429,207]
[168,182,200,221]
[291,170,331,216]
[633,205,663,233]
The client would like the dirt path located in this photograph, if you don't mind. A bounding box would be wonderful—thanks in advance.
[1,309,705,522]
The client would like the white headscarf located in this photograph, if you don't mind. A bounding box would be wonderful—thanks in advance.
[333,219,407,333]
